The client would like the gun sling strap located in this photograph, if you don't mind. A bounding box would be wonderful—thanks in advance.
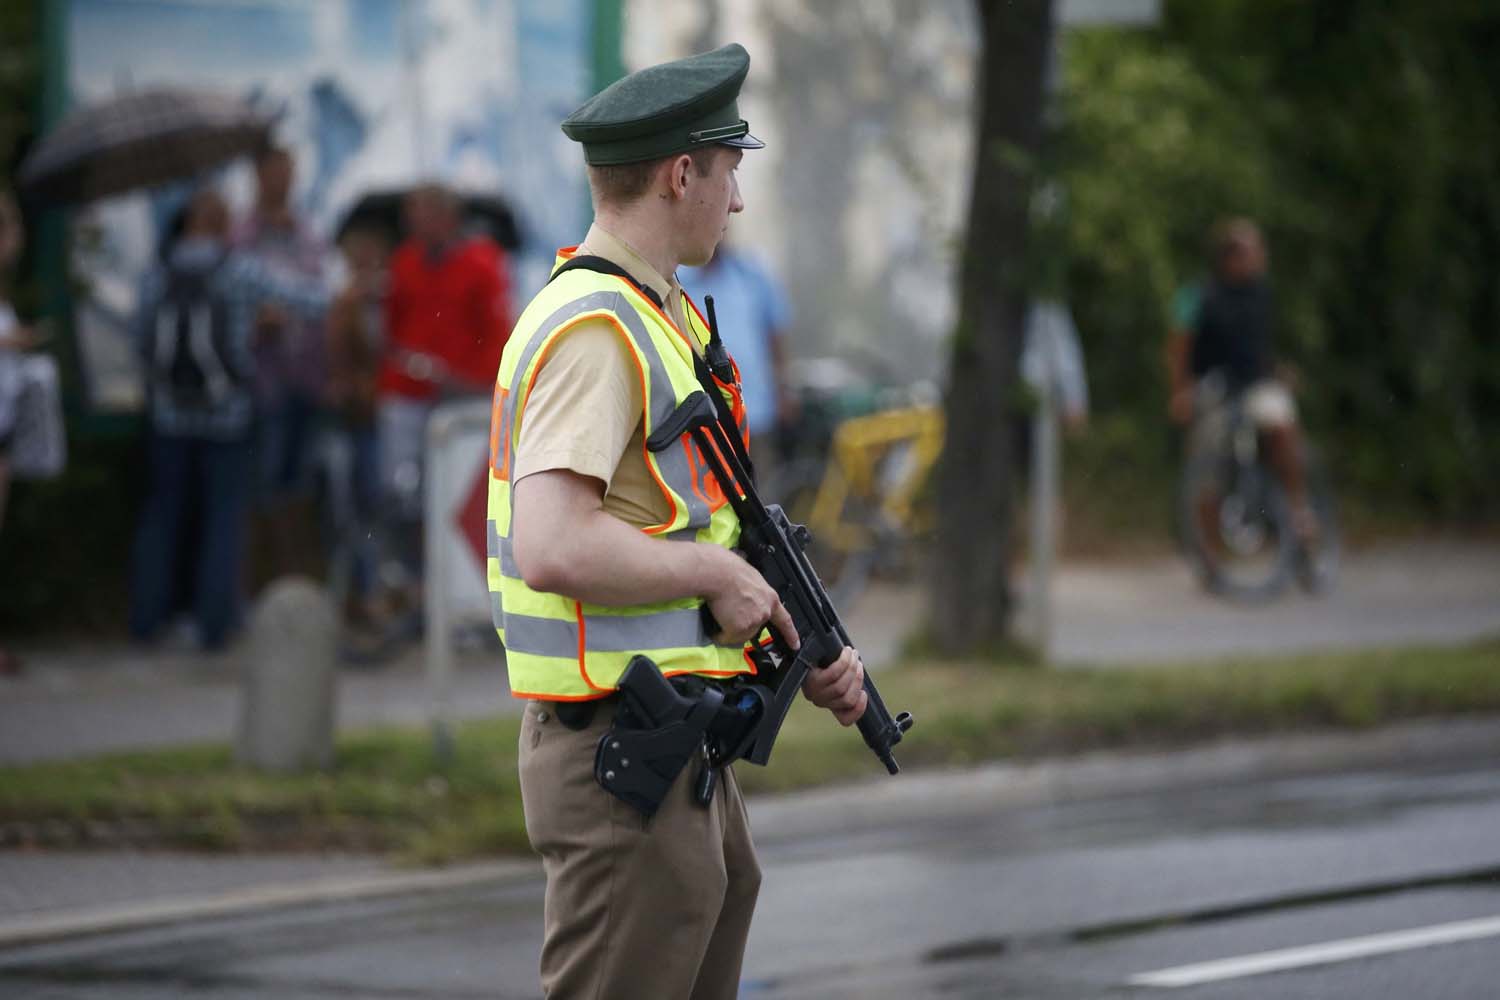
[547,255,756,485]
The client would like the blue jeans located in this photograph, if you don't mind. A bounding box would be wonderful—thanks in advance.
[254,392,319,508]
[129,432,253,649]
[326,424,381,599]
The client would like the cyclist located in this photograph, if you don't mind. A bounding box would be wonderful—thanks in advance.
[1172,218,1316,542]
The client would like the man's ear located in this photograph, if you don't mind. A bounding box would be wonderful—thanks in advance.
[664,153,695,201]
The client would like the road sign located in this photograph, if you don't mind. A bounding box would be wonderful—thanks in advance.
[423,398,497,754]
[455,456,490,575]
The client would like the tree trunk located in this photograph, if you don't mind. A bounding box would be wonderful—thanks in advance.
[930,0,1053,655]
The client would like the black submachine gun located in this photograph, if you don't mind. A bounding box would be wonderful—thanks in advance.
[596,295,914,817]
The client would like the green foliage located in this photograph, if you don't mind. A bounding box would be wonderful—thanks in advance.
[1057,0,1500,522]
[0,1,38,175]
[0,719,532,860]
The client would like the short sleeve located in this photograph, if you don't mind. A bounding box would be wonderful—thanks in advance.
[510,319,642,488]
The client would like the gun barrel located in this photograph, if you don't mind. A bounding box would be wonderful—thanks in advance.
[855,670,914,773]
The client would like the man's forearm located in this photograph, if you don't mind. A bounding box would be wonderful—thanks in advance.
[1166,333,1193,393]
[512,475,722,607]
[544,510,719,606]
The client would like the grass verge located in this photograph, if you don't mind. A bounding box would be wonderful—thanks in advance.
[2,638,1497,863]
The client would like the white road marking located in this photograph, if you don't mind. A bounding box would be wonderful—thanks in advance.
[1128,914,1500,988]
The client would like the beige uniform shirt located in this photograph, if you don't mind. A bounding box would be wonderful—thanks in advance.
[511,224,701,531]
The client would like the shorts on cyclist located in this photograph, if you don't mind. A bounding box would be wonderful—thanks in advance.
[1189,375,1297,457]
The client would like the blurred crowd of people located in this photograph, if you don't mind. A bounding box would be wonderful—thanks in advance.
[126,146,515,656]
[0,140,811,664]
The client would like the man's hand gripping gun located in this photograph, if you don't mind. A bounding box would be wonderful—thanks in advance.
[643,383,915,776]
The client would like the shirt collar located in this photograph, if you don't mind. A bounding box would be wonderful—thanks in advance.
[578,223,679,308]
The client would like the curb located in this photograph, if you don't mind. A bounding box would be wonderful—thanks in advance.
[0,858,538,951]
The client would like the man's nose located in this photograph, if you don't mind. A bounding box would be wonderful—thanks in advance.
[729,178,745,215]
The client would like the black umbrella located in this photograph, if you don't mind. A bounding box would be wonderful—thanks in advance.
[335,188,524,251]
[18,88,273,207]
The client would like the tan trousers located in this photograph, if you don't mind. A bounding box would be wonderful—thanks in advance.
[518,698,762,999]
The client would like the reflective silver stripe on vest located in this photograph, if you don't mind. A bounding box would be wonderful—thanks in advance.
[503,605,709,657]
[488,517,522,580]
[488,519,508,628]
[486,518,503,560]
[498,533,520,581]
[612,295,713,533]
[500,285,712,533]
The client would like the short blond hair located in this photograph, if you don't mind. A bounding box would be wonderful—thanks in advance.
[587,147,720,207]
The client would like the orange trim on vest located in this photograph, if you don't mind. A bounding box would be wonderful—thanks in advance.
[619,275,702,362]
[509,688,612,702]
[684,292,751,450]
[574,600,610,692]
[508,660,754,700]
[510,311,685,535]
[549,262,750,453]
[489,384,511,480]
[742,633,773,672]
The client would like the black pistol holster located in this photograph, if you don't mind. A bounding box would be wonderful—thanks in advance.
[595,655,766,818]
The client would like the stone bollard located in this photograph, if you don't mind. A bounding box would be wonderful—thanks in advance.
[236,576,339,771]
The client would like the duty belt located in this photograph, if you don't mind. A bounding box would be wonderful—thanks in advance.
[590,656,767,818]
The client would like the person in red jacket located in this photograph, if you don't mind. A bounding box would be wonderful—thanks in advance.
[378,183,512,497]
[380,184,512,404]
[376,183,513,583]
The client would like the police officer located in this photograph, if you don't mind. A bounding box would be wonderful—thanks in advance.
[487,44,868,999]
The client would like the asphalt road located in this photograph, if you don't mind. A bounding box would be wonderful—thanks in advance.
[4,739,1499,998]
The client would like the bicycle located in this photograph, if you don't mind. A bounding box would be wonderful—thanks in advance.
[1177,381,1340,601]
[766,373,943,609]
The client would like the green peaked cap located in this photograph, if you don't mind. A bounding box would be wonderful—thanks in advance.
[562,43,765,166]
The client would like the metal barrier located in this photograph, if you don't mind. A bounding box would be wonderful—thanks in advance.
[422,397,496,756]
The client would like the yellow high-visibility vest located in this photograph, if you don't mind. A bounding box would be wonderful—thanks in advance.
[486,249,754,700]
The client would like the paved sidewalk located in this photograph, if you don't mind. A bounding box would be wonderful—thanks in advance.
[0,643,513,765]
[3,540,1494,764]
[0,573,920,765]
[1027,538,1500,665]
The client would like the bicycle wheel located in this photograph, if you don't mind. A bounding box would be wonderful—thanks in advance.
[1295,444,1341,594]
[1178,451,1297,602]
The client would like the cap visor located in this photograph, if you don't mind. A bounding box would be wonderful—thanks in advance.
[720,131,765,150]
